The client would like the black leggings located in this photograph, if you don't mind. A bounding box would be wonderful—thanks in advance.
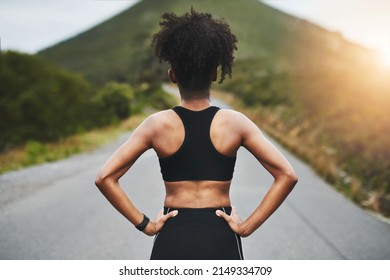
[150,207,244,260]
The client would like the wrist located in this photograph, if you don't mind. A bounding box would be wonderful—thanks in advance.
[135,213,150,232]
[237,222,251,238]
[143,222,157,236]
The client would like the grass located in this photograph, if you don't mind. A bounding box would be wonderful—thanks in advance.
[0,114,145,174]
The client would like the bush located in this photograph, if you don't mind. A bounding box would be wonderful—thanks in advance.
[132,83,177,112]
[92,82,135,125]
[221,59,293,107]
[0,51,97,150]
[0,51,177,152]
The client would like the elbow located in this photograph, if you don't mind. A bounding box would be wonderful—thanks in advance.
[277,170,298,189]
[95,174,104,189]
[286,171,298,188]
[95,171,110,189]
[287,169,298,183]
[95,167,121,190]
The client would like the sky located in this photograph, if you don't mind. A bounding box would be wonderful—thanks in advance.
[0,0,136,53]
[1,0,390,62]
[263,0,390,62]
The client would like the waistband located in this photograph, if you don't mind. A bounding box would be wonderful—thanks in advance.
[164,206,232,215]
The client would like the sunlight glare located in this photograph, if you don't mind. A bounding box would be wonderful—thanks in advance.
[380,40,390,67]
[383,51,390,67]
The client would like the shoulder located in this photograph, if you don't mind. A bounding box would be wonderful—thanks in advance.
[141,109,175,127]
[218,108,246,119]
[216,108,263,140]
[217,108,254,128]
[137,109,178,136]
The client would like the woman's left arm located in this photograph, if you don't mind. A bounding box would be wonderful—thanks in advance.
[216,113,298,237]
[95,116,177,236]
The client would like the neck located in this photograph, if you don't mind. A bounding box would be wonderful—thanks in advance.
[180,97,211,111]
[179,86,211,110]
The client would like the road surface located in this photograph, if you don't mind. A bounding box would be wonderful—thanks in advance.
[0,89,389,260]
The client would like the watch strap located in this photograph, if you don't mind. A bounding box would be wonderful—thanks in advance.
[135,214,150,231]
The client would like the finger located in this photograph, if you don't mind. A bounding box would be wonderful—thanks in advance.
[161,210,178,222]
[168,210,179,218]
[215,210,230,221]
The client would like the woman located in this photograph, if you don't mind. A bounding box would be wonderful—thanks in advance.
[95,8,297,260]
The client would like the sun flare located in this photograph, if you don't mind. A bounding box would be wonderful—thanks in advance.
[379,41,390,67]
[382,52,390,66]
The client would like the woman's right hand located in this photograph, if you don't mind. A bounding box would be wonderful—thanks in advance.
[142,209,179,236]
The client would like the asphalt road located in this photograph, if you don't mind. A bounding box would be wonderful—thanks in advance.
[1,91,389,260]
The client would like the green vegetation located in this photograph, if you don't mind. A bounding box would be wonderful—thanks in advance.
[23,0,390,214]
[0,114,146,173]
[0,50,176,155]
[1,51,96,150]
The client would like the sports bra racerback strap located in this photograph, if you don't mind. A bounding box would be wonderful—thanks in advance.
[158,106,236,182]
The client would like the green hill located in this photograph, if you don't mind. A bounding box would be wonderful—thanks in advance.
[38,0,316,84]
[38,0,390,212]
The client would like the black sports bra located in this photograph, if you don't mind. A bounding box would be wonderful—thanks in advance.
[158,106,236,182]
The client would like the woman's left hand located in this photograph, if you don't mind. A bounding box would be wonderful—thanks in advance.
[143,209,179,236]
[216,206,246,237]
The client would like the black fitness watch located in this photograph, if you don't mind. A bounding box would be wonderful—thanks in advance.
[135,214,150,232]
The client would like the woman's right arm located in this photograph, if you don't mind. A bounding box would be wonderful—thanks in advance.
[216,113,298,237]
[95,115,177,236]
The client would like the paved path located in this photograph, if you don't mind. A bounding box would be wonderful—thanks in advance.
[1,88,389,259]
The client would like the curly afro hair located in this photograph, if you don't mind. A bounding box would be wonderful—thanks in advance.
[152,8,238,93]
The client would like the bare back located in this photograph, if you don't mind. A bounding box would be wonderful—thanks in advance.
[149,107,243,208]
